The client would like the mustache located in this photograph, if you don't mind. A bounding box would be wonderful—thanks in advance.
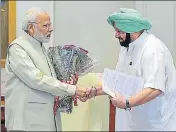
[46,32,52,35]
[117,37,124,42]
[46,30,52,35]
[45,32,52,37]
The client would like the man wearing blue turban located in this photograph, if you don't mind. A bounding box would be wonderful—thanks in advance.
[86,8,176,131]
[107,8,176,131]
[107,8,152,47]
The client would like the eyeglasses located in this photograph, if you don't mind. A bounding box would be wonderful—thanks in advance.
[29,21,52,29]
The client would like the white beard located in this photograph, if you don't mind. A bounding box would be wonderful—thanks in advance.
[33,29,51,43]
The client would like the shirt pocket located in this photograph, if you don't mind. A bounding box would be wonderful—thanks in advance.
[124,64,140,77]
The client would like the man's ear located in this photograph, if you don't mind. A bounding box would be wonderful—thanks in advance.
[27,24,34,35]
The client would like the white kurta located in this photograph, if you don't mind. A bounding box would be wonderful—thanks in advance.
[5,32,76,131]
[115,31,176,131]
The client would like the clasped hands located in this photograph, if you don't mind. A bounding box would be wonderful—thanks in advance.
[61,73,97,102]
[76,86,97,102]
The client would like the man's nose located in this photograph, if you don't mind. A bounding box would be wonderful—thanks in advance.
[115,31,120,38]
[49,26,53,32]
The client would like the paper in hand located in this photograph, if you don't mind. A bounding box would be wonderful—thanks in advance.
[102,68,144,98]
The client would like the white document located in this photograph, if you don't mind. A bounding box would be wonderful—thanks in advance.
[102,68,144,98]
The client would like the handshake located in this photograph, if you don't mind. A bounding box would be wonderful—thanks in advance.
[62,73,100,102]
[75,86,98,102]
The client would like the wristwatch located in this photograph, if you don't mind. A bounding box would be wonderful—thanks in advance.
[125,99,131,111]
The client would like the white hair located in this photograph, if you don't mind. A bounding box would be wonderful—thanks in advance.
[22,7,47,31]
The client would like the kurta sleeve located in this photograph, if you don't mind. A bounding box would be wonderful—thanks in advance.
[7,44,76,96]
[141,46,165,93]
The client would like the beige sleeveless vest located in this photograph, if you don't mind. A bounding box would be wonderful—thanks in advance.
[9,33,56,78]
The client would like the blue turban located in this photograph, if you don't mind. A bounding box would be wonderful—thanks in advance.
[107,8,152,33]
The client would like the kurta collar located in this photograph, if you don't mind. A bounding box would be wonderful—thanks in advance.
[129,30,149,48]
[23,32,42,47]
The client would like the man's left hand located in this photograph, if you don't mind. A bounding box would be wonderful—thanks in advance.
[110,92,126,109]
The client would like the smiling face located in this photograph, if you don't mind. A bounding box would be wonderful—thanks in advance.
[28,13,53,43]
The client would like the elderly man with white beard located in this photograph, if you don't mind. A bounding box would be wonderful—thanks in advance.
[5,7,86,131]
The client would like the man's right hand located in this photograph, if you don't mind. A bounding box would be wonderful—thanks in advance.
[75,85,86,97]
[78,87,97,102]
